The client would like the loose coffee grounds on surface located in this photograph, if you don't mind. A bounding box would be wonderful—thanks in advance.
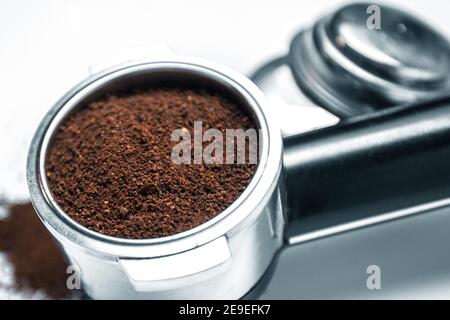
[0,202,70,299]
[46,87,257,239]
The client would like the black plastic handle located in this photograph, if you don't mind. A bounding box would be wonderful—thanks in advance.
[284,96,450,235]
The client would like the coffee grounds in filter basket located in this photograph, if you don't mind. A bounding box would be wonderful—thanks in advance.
[46,87,257,239]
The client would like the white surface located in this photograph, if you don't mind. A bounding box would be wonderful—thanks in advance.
[0,0,449,299]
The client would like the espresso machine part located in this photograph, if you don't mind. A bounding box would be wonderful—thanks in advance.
[27,2,450,299]
[253,2,450,136]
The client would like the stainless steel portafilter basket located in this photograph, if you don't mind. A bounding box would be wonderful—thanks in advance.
[27,57,285,299]
[27,2,450,299]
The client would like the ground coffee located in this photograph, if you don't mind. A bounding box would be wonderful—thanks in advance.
[0,202,70,299]
[46,87,257,239]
